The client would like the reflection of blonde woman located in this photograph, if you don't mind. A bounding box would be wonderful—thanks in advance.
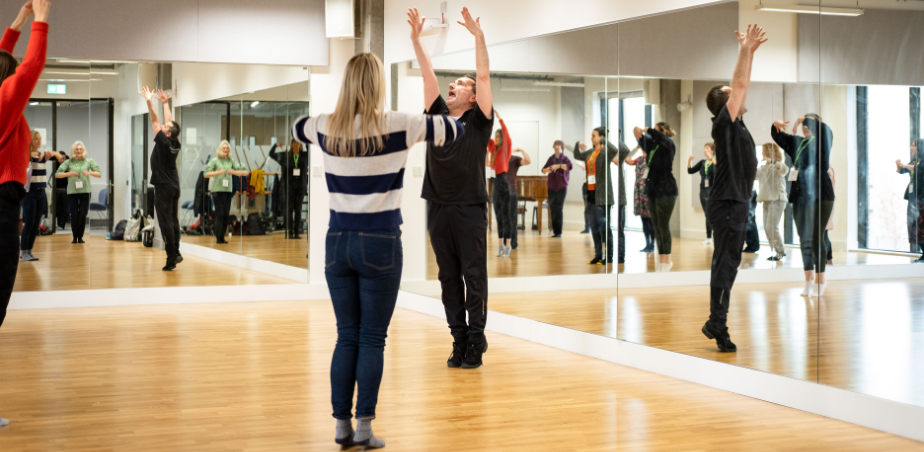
[757,142,789,261]
[204,140,247,244]
[21,131,61,261]
[54,141,101,243]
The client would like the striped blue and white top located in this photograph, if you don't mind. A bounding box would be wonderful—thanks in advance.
[292,112,464,231]
[28,154,48,191]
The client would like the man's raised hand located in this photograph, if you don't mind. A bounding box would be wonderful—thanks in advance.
[407,8,425,40]
[457,7,483,38]
[156,89,171,104]
[141,86,154,102]
[735,24,767,53]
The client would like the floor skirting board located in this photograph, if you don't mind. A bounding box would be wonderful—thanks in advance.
[396,290,924,443]
[179,242,308,283]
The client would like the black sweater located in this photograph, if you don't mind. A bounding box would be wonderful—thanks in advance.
[639,128,677,197]
[770,122,834,204]
[688,159,715,192]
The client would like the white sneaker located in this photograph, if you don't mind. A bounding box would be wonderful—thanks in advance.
[702,238,713,245]
[662,263,673,272]
[503,246,511,258]
[817,282,827,297]
[801,281,814,297]
[496,246,505,257]
[0,416,9,427]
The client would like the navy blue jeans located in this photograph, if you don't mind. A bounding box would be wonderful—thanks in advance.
[326,228,403,420]
[21,189,46,251]
[591,204,613,260]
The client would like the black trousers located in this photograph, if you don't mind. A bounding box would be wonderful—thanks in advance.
[508,189,519,248]
[616,204,626,262]
[591,204,614,261]
[492,175,513,240]
[67,193,90,241]
[212,192,233,241]
[745,191,760,251]
[707,199,749,332]
[641,217,655,248]
[154,184,181,260]
[1,182,25,329]
[286,185,305,236]
[700,189,713,239]
[548,188,567,235]
[21,189,46,251]
[582,183,595,231]
[427,203,488,344]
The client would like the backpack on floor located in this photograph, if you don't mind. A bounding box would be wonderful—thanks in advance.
[110,220,128,240]
[246,213,265,236]
[124,217,142,242]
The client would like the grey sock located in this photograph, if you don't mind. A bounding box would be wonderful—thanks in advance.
[354,417,385,448]
[336,419,353,442]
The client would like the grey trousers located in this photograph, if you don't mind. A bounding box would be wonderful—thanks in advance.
[762,200,786,255]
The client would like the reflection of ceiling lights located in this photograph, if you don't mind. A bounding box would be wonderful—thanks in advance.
[29,102,38,106]
[755,3,864,16]
[532,81,585,88]
[44,71,119,75]
[251,101,260,108]
[501,87,550,92]
[39,78,102,82]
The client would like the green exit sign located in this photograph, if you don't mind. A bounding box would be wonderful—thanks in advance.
[47,84,66,94]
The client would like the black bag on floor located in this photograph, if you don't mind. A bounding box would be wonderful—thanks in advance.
[246,213,265,236]
[142,229,154,247]
[109,220,128,240]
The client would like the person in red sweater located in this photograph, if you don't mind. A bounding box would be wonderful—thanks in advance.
[485,110,515,257]
[0,0,51,428]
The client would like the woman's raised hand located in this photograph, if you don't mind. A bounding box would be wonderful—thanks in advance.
[31,0,49,23]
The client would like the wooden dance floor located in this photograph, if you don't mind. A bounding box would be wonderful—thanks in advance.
[489,278,924,408]
[184,232,309,269]
[426,229,916,279]
[0,301,920,451]
[13,234,292,292]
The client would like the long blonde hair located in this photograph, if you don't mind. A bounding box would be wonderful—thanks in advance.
[326,52,387,157]
[30,130,41,154]
[763,142,783,161]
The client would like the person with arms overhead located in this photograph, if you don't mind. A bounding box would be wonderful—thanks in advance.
[293,52,463,448]
[505,147,529,249]
[757,142,789,261]
[573,127,627,265]
[141,86,183,271]
[542,140,572,238]
[0,0,51,428]
[205,140,248,244]
[635,123,677,271]
[626,148,655,253]
[688,143,716,245]
[409,6,493,369]
[486,110,513,256]
[55,141,101,244]
[270,139,309,239]
[702,23,767,352]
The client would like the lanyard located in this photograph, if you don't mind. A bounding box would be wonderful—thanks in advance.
[74,160,84,175]
[293,152,300,168]
[913,160,920,178]
[648,145,660,164]
[794,136,814,165]
[588,149,601,176]
[704,160,713,176]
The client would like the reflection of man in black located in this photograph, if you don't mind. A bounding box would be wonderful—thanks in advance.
[702,24,767,353]
[743,190,760,253]
[271,139,309,239]
[142,86,183,271]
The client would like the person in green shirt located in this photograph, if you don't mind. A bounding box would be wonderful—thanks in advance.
[205,140,248,244]
[54,141,101,243]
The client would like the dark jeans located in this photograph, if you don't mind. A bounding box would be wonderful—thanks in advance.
[582,183,595,231]
[67,193,90,241]
[793,201,834,273]
[154,184,181,260]
[286,186,306,236]
[326,228,403,420]
[641,217,655,248]
[700,189,712,238]
[824,231,832,261]
[428,203,488,344]
[509,189,519,248]
[492,175,513,240]
[1,182,25,329]
[616,204,626,261]
[212,192,233,241]
[745,191,760,251]
[649,195,676,255]
[21,189,46,251]
[591,204,613,261]
[548,188,567,235]
[707,199,749,331]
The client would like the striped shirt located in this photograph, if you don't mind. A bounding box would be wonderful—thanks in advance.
[292,112,464,231]
[29,154,48,191]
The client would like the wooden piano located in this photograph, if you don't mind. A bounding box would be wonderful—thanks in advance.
[488,175,550,234]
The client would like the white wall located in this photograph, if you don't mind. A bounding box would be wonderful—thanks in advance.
[173,64,312,107]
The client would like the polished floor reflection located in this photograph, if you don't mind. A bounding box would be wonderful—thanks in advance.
[0,301,919,451]
[426,230,916,279]
[183,232,308,269]
[490,278,924,407]
[13,234,292,292]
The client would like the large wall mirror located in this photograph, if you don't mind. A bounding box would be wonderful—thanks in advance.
[396,0,924,412]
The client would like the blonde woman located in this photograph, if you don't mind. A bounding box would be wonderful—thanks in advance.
[21,131,61,261]
[292,52,463,448]
[757,142,789,261]
[204,140,247,244]
[55,141,101,243]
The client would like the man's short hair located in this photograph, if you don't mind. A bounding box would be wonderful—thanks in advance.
[553,140,564,148]
[460,74,477,95]
[168,121,181,138]
[593,126,606,138]
[706,85,729,117]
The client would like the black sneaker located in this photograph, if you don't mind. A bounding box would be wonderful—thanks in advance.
[767,256,780,261]
[701,321,737,353]
[552,234,562,238]
[447,341,468,368]
[580,228,590,234]
[461,340,488,369]
[77,238,85,244]
[174,255,184,265]
[163,262,177,271]
[588,257,602,265]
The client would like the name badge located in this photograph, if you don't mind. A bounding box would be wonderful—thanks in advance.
[910,184,914,194]
[704,179,710,188]
[293,169,301,177]
[223,179,230,188]
[75,181,84,189]
[788,169,799,182]
[643,168,650,180]
[587,175,596,185]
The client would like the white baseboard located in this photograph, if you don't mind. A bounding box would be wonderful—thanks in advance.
[396,290,924,443]
[179,242,308,283]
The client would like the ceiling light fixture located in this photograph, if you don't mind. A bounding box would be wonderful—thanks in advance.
[44,71,119,75]
[251,101,260,108]
[755,3,863,16]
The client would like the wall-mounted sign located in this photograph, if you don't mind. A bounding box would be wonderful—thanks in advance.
[47,84,66,94]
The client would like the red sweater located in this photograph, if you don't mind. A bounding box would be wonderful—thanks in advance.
[487,119,511,174]
[0,22,48,187]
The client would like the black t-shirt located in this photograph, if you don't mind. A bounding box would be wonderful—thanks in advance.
[421,96,494,205]
[150,131,180,187]
[639,129,678,198]
[711,106,757,203]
